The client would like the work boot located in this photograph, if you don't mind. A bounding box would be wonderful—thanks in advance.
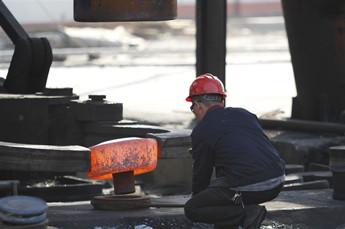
[242,205,267,229]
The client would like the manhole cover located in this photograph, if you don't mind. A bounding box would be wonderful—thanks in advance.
[0,195,47,226]
[0,195,47,216]
[0,211,47,225]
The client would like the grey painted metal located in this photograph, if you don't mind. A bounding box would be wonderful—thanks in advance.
[0,141,91,172]
[0,195,47,216]
[196,0,227,87]
[0,212,47,225]
[147,128,192,159]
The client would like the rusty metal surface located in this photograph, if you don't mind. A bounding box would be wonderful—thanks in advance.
[113,171,135,195]
[74,0,177,22]
[87,138,157,180]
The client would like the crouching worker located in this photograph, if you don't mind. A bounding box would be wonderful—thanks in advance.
[184,73,285,229]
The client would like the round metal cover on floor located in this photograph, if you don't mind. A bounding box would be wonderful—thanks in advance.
[91,195,151,210]
[1,219,49,229]
[0,212,47,225]
[0,195,47,216]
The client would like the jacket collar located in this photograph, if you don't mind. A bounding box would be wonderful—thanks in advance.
[206,105,223,115]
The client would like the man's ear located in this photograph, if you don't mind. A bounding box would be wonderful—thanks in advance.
[194,101,201,112]
[197,101,205,111]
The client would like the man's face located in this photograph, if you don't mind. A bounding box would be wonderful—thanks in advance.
[190,99,206,122]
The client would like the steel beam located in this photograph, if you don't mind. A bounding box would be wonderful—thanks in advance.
[282,0,345,122]
[196,0,227,86]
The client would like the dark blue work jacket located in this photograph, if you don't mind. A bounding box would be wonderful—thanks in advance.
[190,106,285,194]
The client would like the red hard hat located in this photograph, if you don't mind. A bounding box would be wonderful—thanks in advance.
[186,73,226,102]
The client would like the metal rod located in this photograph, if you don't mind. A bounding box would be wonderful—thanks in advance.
[260,118,345,134]
[196,0,227,84]
[112,171,135,195]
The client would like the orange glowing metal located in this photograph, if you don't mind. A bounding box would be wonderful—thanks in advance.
[87,137,158,180]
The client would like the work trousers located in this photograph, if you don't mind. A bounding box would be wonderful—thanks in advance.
[184,183,283,227]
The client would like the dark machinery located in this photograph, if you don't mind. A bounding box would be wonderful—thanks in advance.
[282,0,345,122]
[1,0,345,202]
[0,0,186,202]
[2,0,345,131]
[195,0,345,124]
[0,0,52,94]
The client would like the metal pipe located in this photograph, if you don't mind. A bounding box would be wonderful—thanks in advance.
[259,118,345,134]
[196,0,227,84]
[113,171,135,195]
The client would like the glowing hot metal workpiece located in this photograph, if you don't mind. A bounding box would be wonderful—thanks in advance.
[87,137,158,195]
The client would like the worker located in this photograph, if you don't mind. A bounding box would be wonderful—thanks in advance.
[184,73,285,229]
